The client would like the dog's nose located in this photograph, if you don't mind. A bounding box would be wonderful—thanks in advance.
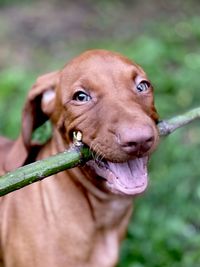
[117,125,155,155]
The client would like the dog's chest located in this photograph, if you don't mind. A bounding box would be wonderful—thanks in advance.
[89,230,119,267]
[88,194,132,227]
[87,198,132,267]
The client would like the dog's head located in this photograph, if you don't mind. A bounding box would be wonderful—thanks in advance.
[5,50,159,196]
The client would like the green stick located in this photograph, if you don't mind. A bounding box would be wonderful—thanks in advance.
[158,107,200,136]
[0,146,91,196]
[0,106,200,197]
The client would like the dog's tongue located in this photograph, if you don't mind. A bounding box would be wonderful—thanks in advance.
[106,157,148,195]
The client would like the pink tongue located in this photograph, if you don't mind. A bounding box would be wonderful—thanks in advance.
[107,157,148,188]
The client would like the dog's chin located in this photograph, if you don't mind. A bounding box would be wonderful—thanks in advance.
[86,156,148,196]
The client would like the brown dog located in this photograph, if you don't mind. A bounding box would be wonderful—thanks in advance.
[0,50,159,267]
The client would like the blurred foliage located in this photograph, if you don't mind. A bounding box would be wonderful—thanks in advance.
[0,6,200,267]
[0,69,35,138]
[0,0,35,7]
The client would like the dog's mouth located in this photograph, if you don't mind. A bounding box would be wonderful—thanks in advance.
[86,156,148,196]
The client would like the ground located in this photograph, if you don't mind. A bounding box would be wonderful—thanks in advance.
[0,0,199,72]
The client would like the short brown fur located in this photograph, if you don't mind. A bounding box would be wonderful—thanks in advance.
[0,50,159,267]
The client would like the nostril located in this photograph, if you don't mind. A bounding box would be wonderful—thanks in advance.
[142,136,154,150]
[121,136,154,148]
[123,141,137,148]
[148,136,154,141]
[146,137,154,145]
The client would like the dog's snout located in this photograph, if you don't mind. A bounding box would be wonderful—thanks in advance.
[117,125,155,155]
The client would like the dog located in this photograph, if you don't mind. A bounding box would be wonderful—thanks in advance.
[0,50,159,267]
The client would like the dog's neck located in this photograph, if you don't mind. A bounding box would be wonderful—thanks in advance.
[40,132,133,229]
[67,166,133,228]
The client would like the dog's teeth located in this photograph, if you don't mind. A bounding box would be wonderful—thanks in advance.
[76,131,82,141]
[73,131,83,146]
[73,131,82,141]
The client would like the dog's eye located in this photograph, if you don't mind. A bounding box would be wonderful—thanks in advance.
[72,91,91,102]
[136,81,150,92]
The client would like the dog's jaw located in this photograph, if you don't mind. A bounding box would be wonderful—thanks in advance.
[86,156,148,196]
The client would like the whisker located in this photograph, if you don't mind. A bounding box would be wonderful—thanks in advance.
[89,141,97,161]
[95,148,106,165]
[89,141,106,166]
[99,153,105,162]
[94,145,101,161]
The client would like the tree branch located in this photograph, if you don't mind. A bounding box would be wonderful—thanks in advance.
[158,107,200,136]
[0,107,199,196]
[0,146,91,196]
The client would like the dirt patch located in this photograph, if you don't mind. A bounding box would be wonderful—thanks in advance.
[0,0,199,71]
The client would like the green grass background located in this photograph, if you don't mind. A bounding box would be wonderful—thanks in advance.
[0,1,200,266]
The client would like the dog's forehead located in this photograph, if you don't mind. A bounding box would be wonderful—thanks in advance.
[60,50,146,84]
[70,50,135,67]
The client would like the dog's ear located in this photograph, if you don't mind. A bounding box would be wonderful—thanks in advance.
[22,71,59,147]
[4,71,60,172]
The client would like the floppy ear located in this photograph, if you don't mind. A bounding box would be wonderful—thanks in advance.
[4,71,60,172]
